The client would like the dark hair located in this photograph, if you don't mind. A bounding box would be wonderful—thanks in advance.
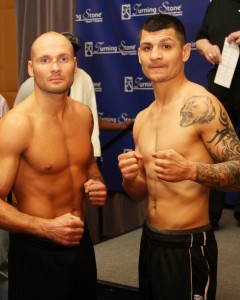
[139,14,186,46]
[61,32,81,55]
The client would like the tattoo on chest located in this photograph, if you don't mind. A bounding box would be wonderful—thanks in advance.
[180,95,215,127]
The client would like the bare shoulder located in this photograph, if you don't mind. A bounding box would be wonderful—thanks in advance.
[68,98,93,130]
[185,82,219,103]
[0,108,33,151]
[135,102,154,124]
[68,98,92,116]
[0,108,32,131]
[180,83,221,128]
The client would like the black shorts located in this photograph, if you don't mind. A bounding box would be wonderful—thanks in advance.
[8,223,97,300]
[139,222,218,300]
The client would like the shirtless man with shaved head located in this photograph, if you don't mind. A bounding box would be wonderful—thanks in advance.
[0,31,107,300]
[118,14,240,300]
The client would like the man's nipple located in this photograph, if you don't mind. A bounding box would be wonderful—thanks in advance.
[44,164,53,171]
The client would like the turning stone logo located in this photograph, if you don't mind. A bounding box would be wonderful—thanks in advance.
[190,41,197,50]
[124,76,152,92]
[159,1,183,16]
[76,8,103,23]
[98,112,132,125]
[121,1,183,20]
[93,82,102,93]
[84,41,137,57]
[124,148,133,153]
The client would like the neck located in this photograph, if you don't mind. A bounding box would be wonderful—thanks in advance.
[33,89,69,119]
[152,73,187,105]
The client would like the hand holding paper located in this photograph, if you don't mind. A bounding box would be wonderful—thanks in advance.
[214,37,240,88]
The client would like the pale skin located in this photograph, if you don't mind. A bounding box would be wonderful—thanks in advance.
[196,30,240,64]
[0,32,107,246]
[118,28,240,230]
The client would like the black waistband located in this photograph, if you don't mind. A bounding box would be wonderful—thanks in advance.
[10,222,88,251]
[142,221,215,248]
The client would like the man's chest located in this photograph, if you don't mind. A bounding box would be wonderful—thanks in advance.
[23,123,92,173]
[137,117,196,157]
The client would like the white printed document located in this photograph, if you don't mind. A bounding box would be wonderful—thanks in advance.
[214,37,240,88]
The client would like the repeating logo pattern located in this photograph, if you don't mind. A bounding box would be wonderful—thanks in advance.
[84,41,137,57]
[76,0,210,189]
[124,77,152,92]
[76,8,103,23]
[121,1,183,20]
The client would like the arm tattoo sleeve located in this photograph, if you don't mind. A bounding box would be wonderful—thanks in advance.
[197,107,240,190]
[180,96,240,191]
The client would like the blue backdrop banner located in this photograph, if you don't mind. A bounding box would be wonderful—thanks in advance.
[76,0,210,191]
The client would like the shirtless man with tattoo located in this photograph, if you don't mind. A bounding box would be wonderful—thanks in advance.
[0,31,107,300]
[118,14,240,300]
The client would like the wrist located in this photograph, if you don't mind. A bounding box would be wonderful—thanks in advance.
[192,161,199,182]
[203,42,212,55]
[31,216,50,239]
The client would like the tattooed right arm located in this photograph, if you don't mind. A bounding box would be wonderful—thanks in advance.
[181,96,240,191]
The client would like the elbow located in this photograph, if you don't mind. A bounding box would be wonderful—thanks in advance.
[122,183,147,202]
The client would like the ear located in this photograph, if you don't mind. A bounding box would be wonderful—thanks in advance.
[28,60,34,77]
[138,48,142,64]
[182,43,191,62]
[74,57,78,73]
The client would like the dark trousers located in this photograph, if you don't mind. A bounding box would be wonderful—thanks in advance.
[8,223,97,300]
[139,222,217,300]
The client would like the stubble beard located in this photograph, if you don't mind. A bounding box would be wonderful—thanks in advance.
[36,78,73,95]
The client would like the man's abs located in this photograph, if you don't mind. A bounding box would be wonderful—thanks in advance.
[146,187,210,230]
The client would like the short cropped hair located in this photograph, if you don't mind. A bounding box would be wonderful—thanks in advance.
[139,14,186,46]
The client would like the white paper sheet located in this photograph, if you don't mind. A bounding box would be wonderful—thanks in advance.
[214,37,240,88]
